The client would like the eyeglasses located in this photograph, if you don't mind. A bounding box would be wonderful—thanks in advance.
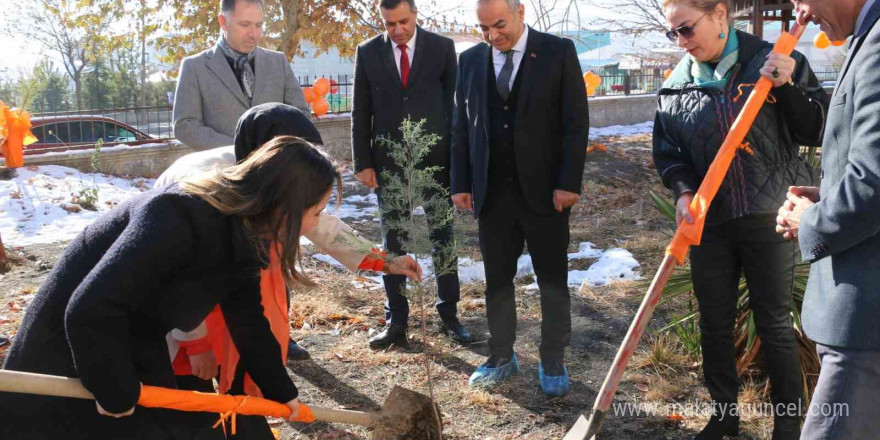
[665,14,708,42]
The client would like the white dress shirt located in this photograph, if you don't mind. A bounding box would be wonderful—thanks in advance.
[492,25,529,90]
[392,28,417,76]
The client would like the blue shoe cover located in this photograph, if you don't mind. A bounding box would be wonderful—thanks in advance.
[468,353,520,387]
[538,362,570,396]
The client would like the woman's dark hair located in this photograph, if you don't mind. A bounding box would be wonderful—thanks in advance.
[181,135,340,287]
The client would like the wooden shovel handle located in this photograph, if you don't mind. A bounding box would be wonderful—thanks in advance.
[0,370,376,427]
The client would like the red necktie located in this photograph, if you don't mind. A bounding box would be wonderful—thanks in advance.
[398,44,410,89]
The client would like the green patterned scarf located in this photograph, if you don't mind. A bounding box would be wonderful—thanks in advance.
[664,30,739,90]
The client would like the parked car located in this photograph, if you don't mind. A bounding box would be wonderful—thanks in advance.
[25,115,156,155]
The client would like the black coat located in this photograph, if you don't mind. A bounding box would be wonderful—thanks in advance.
[653,30,829,225]
[0,185,295,439]
[451,28,590,217]
[351,27,457,184]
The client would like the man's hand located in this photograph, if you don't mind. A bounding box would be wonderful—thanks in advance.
[188,351,218,381]
[776,187,817,241]
[553,190,579,212]
[386,255,423,282]
[452,193,473,212]
[675,192,695,226]
[285,398,301,421]
[355,168,378,189]
[788,185,820,203]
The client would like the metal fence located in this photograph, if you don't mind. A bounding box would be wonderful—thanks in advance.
[812,66,840,85]
[593,71,668,96]
[22,69,691,154]
[31,105,175,140]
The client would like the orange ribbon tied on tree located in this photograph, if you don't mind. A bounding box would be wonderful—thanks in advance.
[0,101,37,168]
[357,247,387,272]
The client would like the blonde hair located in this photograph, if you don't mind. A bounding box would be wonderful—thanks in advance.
[182,136,341,288]
[663,0,729,16]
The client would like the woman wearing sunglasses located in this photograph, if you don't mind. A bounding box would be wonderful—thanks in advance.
[653,0,829,439]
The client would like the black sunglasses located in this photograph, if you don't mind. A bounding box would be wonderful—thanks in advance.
[665,14,708,42]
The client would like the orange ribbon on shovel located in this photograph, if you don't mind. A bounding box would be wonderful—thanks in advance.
[564,24,807,440]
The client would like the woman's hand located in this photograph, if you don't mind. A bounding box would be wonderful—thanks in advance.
[285,398,301,421]
[188,351,219,381]
[95,382,141,418]
[676,192,695,226]
[386,255,422,282]
[761,53,796,88]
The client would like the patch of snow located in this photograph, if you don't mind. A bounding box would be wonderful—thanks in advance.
[0,165,154,246]
[567,242,603,260]
[591,121,653,137]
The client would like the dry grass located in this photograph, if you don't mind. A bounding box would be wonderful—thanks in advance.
[0,137,785,439]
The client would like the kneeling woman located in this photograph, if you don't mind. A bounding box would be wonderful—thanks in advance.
[0,136,337,439]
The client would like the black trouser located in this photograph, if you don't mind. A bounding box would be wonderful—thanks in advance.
[376,182,460,327]
[690,214,803,418]
[478,184,571,361]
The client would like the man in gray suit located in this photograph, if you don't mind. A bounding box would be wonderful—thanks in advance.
[777,0,880,437]
[172,0,308,151]
[171,0,311,361]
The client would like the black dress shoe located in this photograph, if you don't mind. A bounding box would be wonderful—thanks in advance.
[369,323,408,349]
[694,413,739,440]
[287,339,310,360]
[440,321,473,344]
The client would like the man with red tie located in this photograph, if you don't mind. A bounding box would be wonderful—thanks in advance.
[351,0,471,348]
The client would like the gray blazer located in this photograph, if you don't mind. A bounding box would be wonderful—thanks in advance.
[172,46,308,150]
[800,1,880,349]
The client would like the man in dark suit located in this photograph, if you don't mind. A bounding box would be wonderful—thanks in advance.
[351,0,471,348]
[777,0,880,437]
[451,0,588,396]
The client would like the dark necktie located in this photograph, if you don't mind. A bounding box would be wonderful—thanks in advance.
[496,50,515,100]
[398,44,410,89]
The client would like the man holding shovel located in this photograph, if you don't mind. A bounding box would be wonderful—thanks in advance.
[777,0,880,437]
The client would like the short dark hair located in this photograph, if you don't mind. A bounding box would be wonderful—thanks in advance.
[221,0,264,14]
[379,0,416,11]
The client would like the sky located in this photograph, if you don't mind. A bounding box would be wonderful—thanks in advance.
[0,0,627,81]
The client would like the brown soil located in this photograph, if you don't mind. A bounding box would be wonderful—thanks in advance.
[0,134,778,439]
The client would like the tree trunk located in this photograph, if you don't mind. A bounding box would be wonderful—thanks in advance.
[279,0,302,60]
[140,1,147,107]
[73,73,83,111]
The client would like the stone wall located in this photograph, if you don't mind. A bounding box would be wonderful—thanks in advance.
[588,94,657,128]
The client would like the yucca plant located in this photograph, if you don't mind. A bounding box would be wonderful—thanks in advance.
[649,190,820,399]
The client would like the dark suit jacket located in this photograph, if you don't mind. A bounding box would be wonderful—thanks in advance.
[451,28,590,216]
[1,186,295,438]
[799,1,880,349]
[351,28,457,184]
